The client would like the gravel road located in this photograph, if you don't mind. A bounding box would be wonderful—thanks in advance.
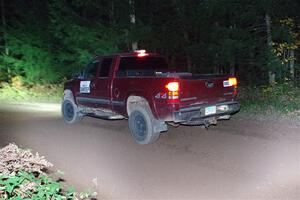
[0,103,299,200]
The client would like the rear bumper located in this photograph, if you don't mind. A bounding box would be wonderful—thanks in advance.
[172,101,240,124]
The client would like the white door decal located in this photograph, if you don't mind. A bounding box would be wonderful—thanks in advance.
[80,81,91,93]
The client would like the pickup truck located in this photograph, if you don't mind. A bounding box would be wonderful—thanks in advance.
[62,50,240,144]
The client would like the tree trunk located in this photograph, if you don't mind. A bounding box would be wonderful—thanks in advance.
[213,53,219,74]
[230,23,236,76]
[173,1,192,72]
[1,0,11,82]
[268,71,275,84]
[230,59,235,75]
[289,49,295,81]
[1,0,8,55]
[265,14,275,85]
[129,0,137,51]
[109,1,115,25]
[183,30,192,72]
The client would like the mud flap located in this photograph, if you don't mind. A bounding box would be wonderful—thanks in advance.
[153,119,168,133]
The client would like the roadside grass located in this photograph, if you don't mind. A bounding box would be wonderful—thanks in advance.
[0,82,63,103]
[238,82,300,117]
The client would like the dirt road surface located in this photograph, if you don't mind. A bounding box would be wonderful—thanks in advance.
[0,103,299,200]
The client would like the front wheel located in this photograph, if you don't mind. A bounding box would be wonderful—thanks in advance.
[62,99,83,123]
[129,106,160,145]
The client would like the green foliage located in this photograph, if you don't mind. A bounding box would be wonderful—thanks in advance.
[0,0,299,85]
[238,82,300,114]
[49,0,121,74]
[0,0,123,84]
[0,143,96,200]
[3,34,60,84]
[0,83,62,103]
[258,46,282,74]
[0,171,96,199]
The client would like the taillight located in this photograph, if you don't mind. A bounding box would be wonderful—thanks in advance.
[165,82,179,92]
[166,81,179,100]
[228,77,237,87]
[225,77,238,97]
[223,77,238,87]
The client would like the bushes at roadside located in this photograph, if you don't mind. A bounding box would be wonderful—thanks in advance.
[0,81,63,103]
[0,143,96,200]
[238,82,300,115]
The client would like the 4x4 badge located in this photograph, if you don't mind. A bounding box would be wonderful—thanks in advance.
[155,92,167,99]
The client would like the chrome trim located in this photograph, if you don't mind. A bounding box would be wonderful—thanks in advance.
[112,100,125,106]
[223,92,233,96]
[179,101,239,112]
[77,97,110,104]
[76,97,125,106]
[180,97,197,102]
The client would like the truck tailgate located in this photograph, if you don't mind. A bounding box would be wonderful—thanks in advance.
[179,75,236,107]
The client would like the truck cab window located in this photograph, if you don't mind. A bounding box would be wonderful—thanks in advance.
[84,61,99,78]
[117,56,168,77]
[99,58,113,77]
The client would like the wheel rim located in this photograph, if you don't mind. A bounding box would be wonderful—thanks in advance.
[133,113,147,141]
[63,102,74,121]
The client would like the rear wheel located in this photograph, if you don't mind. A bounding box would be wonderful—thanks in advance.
[62,99,83,123]
[129,106,160,145]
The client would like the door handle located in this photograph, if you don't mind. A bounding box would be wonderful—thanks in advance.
[113,88,120,98]
[205,81,214,88]
[90,82,96,89]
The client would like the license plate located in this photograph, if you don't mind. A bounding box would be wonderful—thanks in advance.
[223,80,230,87]
[205,106,216,115]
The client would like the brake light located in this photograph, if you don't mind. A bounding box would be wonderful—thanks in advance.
[166,81,179,100]
[135,49,148,57]
[223,77,238,87]
[165,82,179,92]
[228,77,237,86]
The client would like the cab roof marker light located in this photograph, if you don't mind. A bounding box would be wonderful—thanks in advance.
[135,49,149,57]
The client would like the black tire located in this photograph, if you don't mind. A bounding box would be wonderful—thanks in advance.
[129,106,160,145]
[62,99,82,124]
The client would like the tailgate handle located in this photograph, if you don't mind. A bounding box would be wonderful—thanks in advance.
[205,81,214,88]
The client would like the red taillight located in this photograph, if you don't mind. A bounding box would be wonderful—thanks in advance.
[165,82,179,92]
[166,81,179,100]
[224,77,238,88]
[228,77,237,86]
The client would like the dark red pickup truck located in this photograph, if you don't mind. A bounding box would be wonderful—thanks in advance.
[62,50,240,144]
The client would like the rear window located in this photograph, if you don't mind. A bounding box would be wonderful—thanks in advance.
[117,56,168,77]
